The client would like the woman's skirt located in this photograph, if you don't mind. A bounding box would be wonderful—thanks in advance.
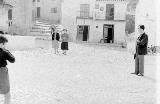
[61,42,68,50]
[52,40,59,49]
[0,67,10,94]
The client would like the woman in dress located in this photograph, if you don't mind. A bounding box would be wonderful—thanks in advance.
[61,29,69,55]
[0,35,15,104]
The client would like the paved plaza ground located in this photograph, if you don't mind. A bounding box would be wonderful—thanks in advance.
[0,41,159,104]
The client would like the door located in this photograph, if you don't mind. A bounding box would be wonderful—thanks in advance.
[77,25,89,41]
[77,26,83,41]
[37,7,40,18]
[8,9,12,27]
[103,24,114,43]
[83,26,89,41]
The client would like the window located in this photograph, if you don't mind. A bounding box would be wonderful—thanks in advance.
[95,4,99,9]
[106,4,114,20]
[8,9,12,20]
[51,8,57,13]
[32,0,35,2]
[80,4,90,18]
[37,0,40,2]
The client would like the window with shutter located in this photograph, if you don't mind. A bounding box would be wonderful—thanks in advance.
[106,4,114,20]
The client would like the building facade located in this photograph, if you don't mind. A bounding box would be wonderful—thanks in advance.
[32,0,62,24]
[62,0,127,43]
[11,0,33,35]
[5,0,62,35]
[0,0,14,33]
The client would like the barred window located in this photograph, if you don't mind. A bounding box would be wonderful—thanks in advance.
[80,4,90,18]
[106,4,114,20]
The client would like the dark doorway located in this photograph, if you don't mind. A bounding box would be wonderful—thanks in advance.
[37,7,40,18]
[77,25,89,41]
[103,24,114,43]
[83,26,89,41]
[8,9,12,27]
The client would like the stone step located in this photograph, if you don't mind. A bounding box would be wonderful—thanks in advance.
[31,27,50,30]
[30,19,54,36]
[36,21,52,26]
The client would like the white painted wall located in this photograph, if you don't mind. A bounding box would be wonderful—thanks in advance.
[12,0,33,35]
[0,8,8,32]
[114,22,126,43]
[135,0,157,46]
[35,0,61,24]
[114,2,127,20]
[156,0,160,46]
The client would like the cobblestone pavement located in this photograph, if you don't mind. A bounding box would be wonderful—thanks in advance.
[0,42,158,104]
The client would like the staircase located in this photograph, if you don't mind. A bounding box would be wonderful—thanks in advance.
[30,18,52,36]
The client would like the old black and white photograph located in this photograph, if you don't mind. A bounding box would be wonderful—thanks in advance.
[0,0,160,104]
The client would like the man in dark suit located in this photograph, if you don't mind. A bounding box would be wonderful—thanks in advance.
[131,25,148,76]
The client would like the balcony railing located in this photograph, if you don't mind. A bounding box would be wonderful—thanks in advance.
[76,11,93,19]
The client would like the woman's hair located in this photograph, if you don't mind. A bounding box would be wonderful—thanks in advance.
[51,28,55,32]
[0,35,8,44]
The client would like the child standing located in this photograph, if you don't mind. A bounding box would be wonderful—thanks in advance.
[0,35,15,104]
[61,29,69,55]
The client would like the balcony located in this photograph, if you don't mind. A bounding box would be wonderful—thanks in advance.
[94,11,125,22]
[76,11,93,19]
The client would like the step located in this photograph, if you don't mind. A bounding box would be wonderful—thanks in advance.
[32,27,50,30]
[36,21,52,26]
[34,24,51,27]
[35,22,52,26]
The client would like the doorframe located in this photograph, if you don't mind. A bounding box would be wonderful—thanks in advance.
[103,24,114,43]
[37,7,41,18]
[77,25,90,41]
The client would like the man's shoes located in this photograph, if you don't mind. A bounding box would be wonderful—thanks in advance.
[138,73,144,76]
[131,72,138,75]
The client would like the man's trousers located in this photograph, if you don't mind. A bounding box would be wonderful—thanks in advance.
[135,55,144,75]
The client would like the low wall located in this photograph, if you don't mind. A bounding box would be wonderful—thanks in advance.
[4,35,36,51]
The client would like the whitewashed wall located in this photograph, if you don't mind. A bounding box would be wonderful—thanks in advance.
[0,8,8,31]
[12,0,33,35]
[114,2,127,20]
[156,0,160,46]
[135,0,157,46]
[37,0,61,24]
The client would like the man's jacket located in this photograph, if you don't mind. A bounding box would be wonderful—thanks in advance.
[136,33,148,55]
